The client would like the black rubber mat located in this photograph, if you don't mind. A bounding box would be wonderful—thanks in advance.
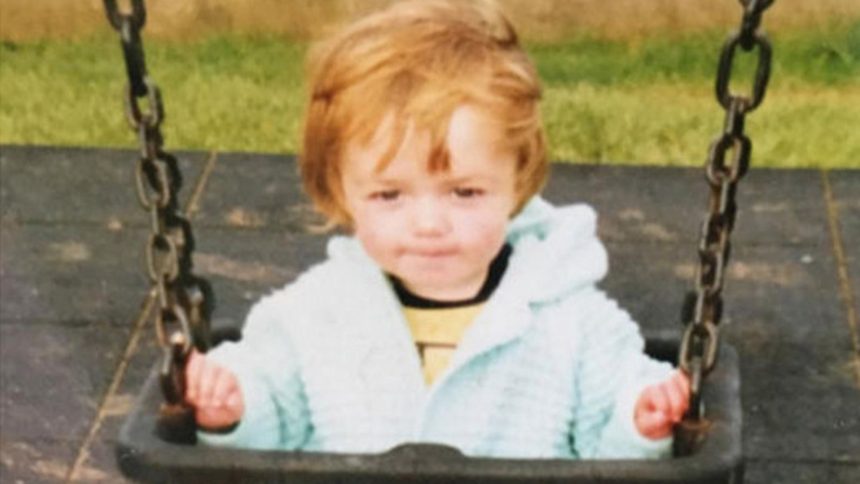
[1,145,857,482]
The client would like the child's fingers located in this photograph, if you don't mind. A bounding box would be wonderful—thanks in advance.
[184,350,203,403]
[668,370,692,421]
[225,389,245,421]
[183,354,243,430]
[211,369,237,406]
[664,377,687,422]
[196,405,238,430]
[226,392,242,410]
[677,370,691,397]
[645,384,670,413]
[635,398,672,439]
[195,361,221,406]
[196,384,243,430]
[636,372,695,439]
[637,406,668,432]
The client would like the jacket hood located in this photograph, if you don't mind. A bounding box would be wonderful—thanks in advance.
[505,197,608,304]
[326,197,607,305]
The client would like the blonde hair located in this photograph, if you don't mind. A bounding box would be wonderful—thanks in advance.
[301,0,547,226]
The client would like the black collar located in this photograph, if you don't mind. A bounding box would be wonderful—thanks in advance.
[389,243,512,309]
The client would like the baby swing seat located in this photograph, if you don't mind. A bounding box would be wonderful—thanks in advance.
[116,336,743,484]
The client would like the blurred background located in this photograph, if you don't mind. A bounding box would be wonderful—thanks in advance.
[1,0,858,167]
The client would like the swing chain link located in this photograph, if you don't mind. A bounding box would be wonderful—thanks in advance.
[103,0,213,441]
[676,0,774,454]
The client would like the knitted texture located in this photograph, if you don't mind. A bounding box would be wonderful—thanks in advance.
[199,197,674,459]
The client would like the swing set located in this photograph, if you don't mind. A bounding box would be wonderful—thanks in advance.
[104,0,774,482]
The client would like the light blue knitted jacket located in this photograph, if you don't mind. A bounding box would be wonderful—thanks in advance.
[199,198,674,459]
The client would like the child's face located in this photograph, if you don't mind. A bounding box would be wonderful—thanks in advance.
[341,105,518,301]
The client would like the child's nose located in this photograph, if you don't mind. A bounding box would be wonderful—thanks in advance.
[411,197,450,236]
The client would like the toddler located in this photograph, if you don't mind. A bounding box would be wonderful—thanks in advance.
[185,0,689,459]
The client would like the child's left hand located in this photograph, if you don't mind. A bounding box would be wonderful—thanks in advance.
[634,370,691,440]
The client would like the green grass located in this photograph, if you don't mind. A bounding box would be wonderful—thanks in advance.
[0,35,306,153]
[1,24,858,168]
[530,24,860,86]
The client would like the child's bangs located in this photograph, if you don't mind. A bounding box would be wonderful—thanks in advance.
[340,74,468,175]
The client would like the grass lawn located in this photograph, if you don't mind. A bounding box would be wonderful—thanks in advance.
[1,24,858,168]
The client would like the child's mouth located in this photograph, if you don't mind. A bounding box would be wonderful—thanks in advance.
[408,248,458,258]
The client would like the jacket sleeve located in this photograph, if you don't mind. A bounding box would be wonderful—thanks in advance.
[196,289,311,450]
[569,289,674,459]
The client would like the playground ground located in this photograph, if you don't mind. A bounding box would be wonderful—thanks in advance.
[0,145,858,482]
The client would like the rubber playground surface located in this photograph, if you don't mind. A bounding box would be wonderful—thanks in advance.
[0,145,857,482]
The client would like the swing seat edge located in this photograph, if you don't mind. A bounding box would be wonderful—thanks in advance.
[115,336,743,484]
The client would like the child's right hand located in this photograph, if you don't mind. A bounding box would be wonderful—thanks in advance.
[184,350,245,431]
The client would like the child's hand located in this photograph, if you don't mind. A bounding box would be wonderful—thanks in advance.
[633,370,690,440]
[184,350,245,431]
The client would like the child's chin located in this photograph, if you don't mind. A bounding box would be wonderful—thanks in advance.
[403,276,478,300]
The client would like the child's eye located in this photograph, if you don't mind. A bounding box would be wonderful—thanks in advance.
[370,189,401,202]
[452,187,484,199]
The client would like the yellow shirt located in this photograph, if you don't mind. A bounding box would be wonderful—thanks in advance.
[402,304,484,385]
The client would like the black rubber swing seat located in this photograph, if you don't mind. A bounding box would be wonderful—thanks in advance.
[116,335,743,484]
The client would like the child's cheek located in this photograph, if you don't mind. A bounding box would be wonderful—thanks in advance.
[460,208,509,246]
[352,210,402,263]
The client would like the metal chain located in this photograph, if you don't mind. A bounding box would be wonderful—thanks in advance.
[676,0,774,454]
[103,0,213,443]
